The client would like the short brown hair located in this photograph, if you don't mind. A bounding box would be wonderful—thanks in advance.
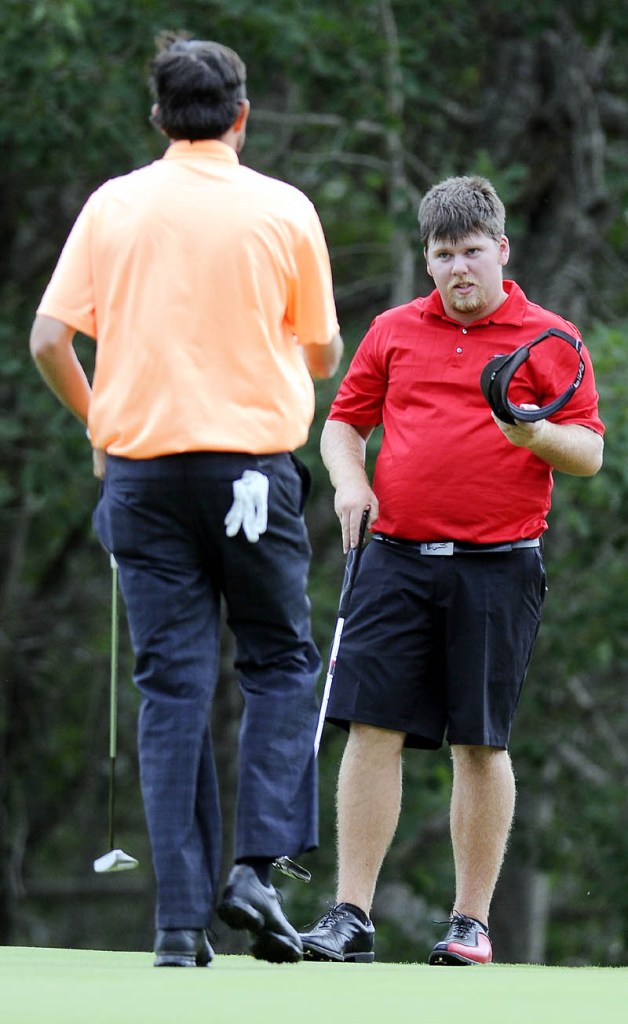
[418,176,506,247]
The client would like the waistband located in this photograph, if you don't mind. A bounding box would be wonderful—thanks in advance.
[372,533,541,556]
[104,450,293,479]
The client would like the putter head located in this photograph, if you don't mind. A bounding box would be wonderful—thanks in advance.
[272,855,311,883]
[93,848,139,873]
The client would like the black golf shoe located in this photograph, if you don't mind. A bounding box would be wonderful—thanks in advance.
[217,864,302,964]
[299,903,375,962]
[154,928,214,967]
[428,911,493,965]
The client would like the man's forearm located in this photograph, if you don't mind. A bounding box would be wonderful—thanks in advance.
[320,418,378,551]
[30,315,92,425]
[320,418,370,489]
[494,412,604,477]
[525,421,604,476]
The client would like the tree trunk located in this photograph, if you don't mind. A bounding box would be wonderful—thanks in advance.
[381,0,417,307]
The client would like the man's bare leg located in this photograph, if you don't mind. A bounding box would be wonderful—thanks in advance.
[449,744,516,926]
[335,722,406,915]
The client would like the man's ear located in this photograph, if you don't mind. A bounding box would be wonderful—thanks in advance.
[150,102,166,134]
[232,98,250,133]
[499,234,510,267]
[424,248,434,279]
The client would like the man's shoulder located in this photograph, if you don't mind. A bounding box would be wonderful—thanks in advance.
[234,166,322,237]
[520,297,580,339]
[371,296,427,328]
[238,164,312,203]
[89,160,163,200]
[504,280,579,337]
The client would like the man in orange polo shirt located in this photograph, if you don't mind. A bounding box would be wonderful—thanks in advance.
[30,32,342,968]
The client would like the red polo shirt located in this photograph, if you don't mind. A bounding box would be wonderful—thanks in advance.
[328,281,604,543]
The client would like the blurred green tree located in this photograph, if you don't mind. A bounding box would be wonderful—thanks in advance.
[1,0,627,964]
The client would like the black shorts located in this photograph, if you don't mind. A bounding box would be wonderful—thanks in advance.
[325,535,547,750]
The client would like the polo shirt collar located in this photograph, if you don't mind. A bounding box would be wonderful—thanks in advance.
[162,139,240,164]
[421,280,527,327]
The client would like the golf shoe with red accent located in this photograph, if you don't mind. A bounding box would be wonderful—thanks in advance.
[429,911,493,965]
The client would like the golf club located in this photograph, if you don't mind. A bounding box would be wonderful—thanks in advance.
[93,554,139,874]
[273,506,370,883]
[314,506,370,755]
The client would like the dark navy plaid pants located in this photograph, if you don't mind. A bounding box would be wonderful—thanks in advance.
[93,451,320,928]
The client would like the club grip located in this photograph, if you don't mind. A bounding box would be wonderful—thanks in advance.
[337,508,369,617]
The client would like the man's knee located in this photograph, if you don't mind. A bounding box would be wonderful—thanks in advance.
[347,721,406,757]
[450,744,512,774]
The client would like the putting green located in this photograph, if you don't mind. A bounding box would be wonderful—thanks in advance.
[1,946,626,1024]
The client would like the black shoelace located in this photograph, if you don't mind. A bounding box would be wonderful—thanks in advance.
[433,911,487,937]
[305,904,349,930]
[449,914,475,939]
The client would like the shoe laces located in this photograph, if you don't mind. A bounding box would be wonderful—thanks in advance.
[434,911,484,938]
[304,903,349,930]
[449,912,475,939]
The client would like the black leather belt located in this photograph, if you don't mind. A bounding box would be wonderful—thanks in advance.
[373,533,540,556]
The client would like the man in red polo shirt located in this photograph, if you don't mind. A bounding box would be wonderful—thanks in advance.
[299,175,604,965]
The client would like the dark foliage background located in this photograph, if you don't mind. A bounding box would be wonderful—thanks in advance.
[1,0,627,965]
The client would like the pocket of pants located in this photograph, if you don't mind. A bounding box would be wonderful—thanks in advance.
[289,454,312,513]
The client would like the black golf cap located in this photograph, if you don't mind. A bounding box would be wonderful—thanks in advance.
[480,327,585,425]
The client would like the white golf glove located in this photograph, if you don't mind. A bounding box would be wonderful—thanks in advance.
[224,470,269,543]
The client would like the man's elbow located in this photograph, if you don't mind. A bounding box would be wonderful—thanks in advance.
[305,333,344,379]
[577,433,604,477]
[29,315,69,363]
[587,441,604,476]
[29,318,51,361]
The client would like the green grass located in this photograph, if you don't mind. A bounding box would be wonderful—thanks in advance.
[1,946,627,1024]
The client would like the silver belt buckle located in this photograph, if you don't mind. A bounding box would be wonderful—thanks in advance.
[420,542,454,556]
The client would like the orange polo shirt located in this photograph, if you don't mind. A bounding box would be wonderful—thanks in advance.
[37,140,339,456]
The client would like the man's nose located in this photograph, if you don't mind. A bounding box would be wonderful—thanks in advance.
[451,253,469,273]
